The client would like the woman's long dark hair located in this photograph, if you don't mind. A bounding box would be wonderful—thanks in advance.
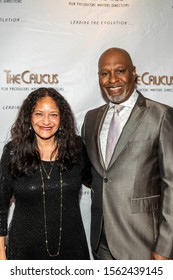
[10,87,80,176]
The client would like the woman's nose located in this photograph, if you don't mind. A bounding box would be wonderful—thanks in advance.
[42,114,50,124]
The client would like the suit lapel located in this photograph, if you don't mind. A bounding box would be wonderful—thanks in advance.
[96,105,109,169]
[108,93,149,168]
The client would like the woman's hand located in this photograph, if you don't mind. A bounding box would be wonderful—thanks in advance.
[0,236,7,260]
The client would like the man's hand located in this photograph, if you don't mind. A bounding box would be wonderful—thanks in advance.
[151,251,170,260]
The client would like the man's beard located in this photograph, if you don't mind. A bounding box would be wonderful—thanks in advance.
[105,89,126,104]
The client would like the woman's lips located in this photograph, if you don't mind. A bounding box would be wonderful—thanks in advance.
[39,126,52,130]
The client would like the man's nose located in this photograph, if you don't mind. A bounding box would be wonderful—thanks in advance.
[108,73,119,83]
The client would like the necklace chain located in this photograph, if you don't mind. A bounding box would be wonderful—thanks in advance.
[40,164,63,257]
[41,161,55,179]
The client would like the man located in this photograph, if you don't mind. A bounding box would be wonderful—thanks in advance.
[82,47,173,260]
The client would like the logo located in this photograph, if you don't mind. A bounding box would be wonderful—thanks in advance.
[137,72,173,86]
[4,70,59,85]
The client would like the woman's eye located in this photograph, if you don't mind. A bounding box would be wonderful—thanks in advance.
[35,112,43,116]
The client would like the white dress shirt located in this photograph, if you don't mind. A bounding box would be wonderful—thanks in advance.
[100,90,139,162]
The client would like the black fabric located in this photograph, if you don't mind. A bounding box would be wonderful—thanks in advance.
[0,143,90,260]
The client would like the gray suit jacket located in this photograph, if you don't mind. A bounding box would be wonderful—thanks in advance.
[82,92,173,259]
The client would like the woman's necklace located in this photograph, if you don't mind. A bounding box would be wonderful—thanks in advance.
[40,164,63,257]
[41,161,55,179]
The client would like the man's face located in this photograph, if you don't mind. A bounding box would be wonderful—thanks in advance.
[98,49,136,103]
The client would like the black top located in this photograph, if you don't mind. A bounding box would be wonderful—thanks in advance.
[0,141,91,260]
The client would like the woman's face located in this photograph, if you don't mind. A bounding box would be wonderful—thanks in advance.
[31,96,60,141]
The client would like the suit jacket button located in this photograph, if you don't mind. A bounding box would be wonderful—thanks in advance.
[103,177,108,183]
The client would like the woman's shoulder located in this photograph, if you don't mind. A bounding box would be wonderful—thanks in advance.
[0,141,13,175]
[2,141,13,157]
[75,135,86,153]
[75,135,82,144]
[73,134,83,148]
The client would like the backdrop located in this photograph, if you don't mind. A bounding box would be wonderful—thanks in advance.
[0,0,173,258]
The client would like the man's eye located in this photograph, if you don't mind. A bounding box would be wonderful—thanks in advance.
[117,69,125,74]
[100,72,109,76]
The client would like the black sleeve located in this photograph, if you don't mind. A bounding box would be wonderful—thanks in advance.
[0,143,13,236]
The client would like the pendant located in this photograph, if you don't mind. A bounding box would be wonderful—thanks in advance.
[47,176,50,179]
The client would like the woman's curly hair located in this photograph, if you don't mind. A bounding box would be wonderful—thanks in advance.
[10,87,80,176]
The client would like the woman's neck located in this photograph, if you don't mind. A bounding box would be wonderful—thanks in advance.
[36,137,58,161]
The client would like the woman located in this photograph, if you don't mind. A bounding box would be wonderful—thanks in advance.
[0,87,91,260]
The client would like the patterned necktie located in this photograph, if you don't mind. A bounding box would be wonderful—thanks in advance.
[105,105,122,167]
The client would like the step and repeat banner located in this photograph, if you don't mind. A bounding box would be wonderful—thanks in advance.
[0,0,173,257]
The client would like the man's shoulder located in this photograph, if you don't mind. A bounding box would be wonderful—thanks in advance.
[85,104,107,116]
[137,90,172,111]
[145,96,172,111]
